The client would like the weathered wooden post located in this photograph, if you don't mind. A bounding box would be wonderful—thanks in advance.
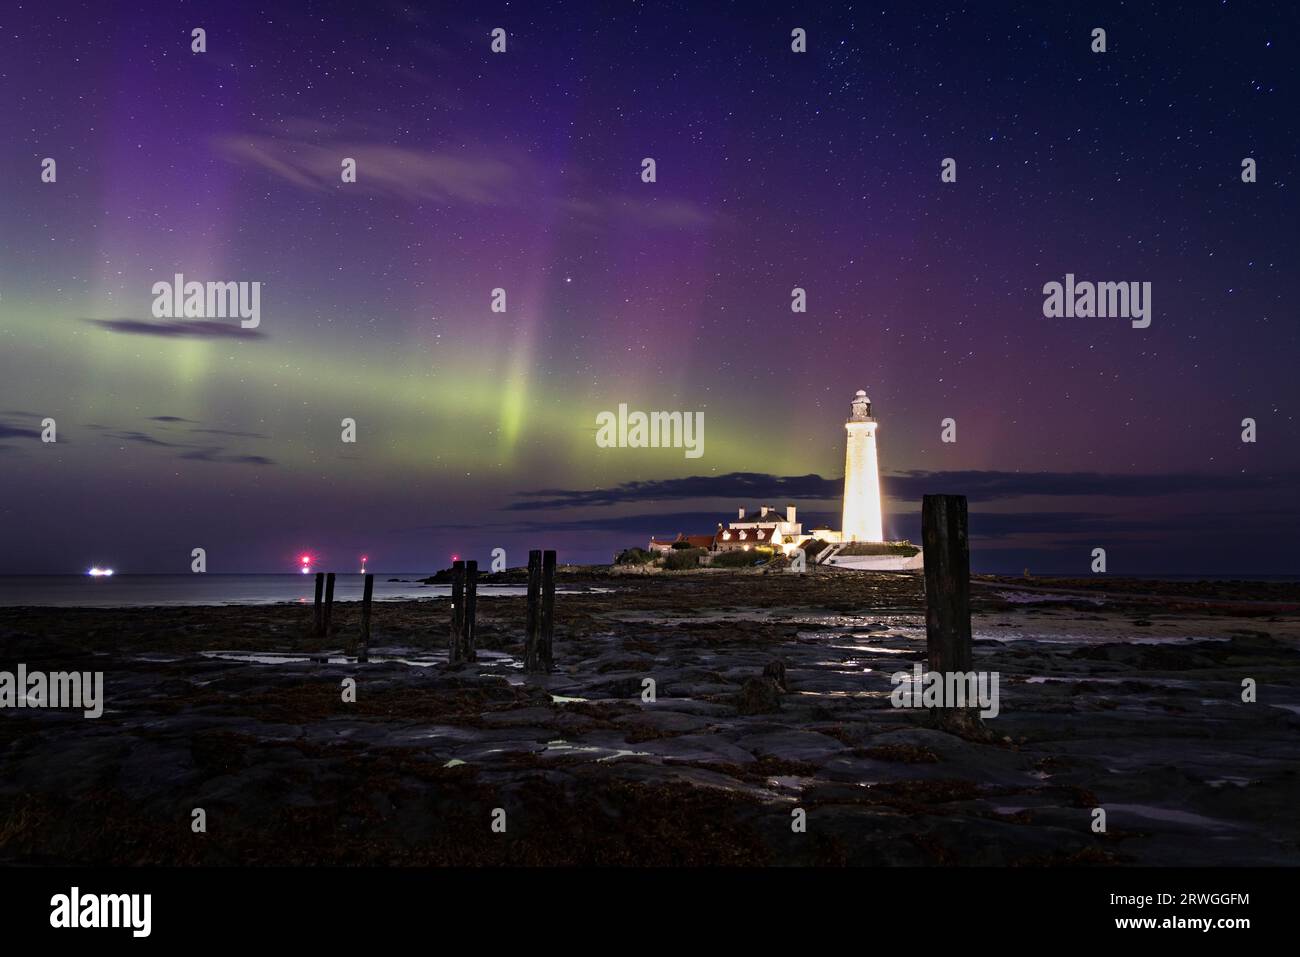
[449,560,465,663]
[539,549,556,673]
[322,572,336,638]
[313,572,325,636]
[524,549,542,672]
[922,495,973,674]
[358,573,373,662]
[463,560,478,662]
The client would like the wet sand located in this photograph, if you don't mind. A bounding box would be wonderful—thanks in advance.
[1,570,1297,865]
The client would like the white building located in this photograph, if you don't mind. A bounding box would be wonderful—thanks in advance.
[715,505,802,552]
[840,389,884,542]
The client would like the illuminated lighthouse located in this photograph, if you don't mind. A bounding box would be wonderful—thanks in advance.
[840,389,884,542]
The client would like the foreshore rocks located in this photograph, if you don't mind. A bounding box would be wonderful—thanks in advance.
[1,572,1298,865]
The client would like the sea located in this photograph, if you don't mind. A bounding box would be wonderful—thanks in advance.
[0,572,1292,609]
[0,574,536,608]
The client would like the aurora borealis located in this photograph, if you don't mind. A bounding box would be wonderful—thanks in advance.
[1,1,1297,574]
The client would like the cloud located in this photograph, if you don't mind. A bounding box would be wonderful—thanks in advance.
[100,425,275,466]
[145,417,269,439]
[87,319,267,339]
[561,193,717,231]
[511,472,838,510]
[108,430,181,447]
[179,447,276,466]
[216,134,520,205]
[216,122,716,228]
[190,427,270,439]
[888,469,1294,502]
[513,469,1296,510]
[0,423,41,440]
[965,507,1300,541]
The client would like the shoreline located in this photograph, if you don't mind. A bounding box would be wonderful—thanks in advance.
[1,572,1297,865]
[3,568,1299,611]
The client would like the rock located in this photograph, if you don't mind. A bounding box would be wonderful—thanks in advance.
[762,660,788,692]
[736,676,782,715]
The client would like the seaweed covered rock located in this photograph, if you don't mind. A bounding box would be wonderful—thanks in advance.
[762,660,788,693]
[736,676,782,715]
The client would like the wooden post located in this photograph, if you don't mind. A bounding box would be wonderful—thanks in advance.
[463,560,478,662]
[449,560,465,663]
[322,572,336,638]
[539,550,556,673]
[313,572,325,636]
[922,495,973,674]
[524,549,542,672]
[358,573,373,662]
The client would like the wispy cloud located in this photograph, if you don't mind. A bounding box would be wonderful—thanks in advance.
[87,319,266,339]
[216,134,520,205]
[511,472,837,511]
[107,430,182,448]
[561,193,717,230]
[512,469,1295,511]
[0,422,42,440]
[967,507,1300,542]
[99,423,275,466]
[190,427,270,440]
[180,447,276,466]
[215,124,716,229]
[145,417,268,440]
[889,469,1294,502]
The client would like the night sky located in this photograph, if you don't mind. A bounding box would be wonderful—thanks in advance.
[1,1,1297,575]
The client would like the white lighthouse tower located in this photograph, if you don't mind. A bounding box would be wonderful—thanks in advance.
[841,389,884,542]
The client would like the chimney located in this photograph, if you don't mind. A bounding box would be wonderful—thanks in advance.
[760,506,769,518]
[786,504,796,523]
[738,507,745,520]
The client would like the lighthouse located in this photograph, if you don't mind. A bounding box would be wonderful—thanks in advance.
[841,389,884,542]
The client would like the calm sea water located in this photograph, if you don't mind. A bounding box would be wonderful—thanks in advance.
[0,574,533,608]
[0,573,1290,609]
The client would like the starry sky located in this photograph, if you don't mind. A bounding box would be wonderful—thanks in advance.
[1,0,1297,575]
